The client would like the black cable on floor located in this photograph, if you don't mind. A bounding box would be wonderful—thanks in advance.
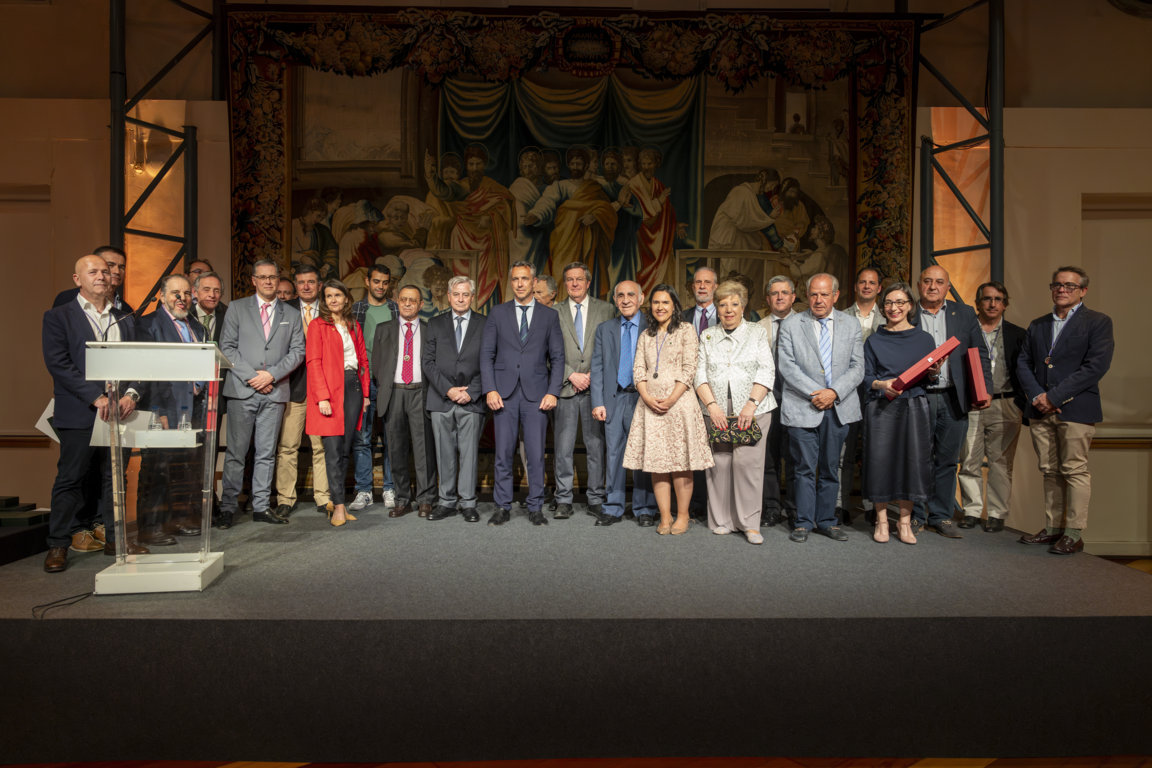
[31,591,94,619]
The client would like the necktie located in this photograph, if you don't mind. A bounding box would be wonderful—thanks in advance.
[818,317,833,388]
[455,316,464,353]
[574,302,584,351]
[402,322,414,384]
[303,304,312,335]
[618,320,634,390]
[519,305,529,343]
[261,302,271,339]
[698,308,708,335]
[772,317,781,356]
[201,310,213,341]
[174,319,192,343]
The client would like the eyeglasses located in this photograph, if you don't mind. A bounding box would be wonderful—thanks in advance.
[882,299,909,308]
[253,274,279,282]
[1049,282,1083,292]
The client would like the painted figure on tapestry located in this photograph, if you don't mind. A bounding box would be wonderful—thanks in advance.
[425,152,463,250]
[509,146,550,278]
[602,147,643,289]
[787,214,848,304]
[291,198,339,280]
[622,148,677,298]
[707,169,782,251]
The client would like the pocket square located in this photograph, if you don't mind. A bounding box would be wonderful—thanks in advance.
[278,321,289,325]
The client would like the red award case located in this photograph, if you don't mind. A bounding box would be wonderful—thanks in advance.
[887,335,961,399]
[966,347,990,407]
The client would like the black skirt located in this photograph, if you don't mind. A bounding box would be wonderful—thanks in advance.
[862,394,932,504]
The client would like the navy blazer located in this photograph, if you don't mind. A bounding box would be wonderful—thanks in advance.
[910,300,992,413]
[1017,305,1114,424]
[422,311,487,414]
[137,309,207,424]
[590,314,647,421]
[42,299,137,430]
[480,300,564,401]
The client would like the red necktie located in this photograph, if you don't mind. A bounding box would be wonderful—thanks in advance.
[402,322,414,384]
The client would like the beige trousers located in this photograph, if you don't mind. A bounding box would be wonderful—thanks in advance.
[1029,415,1095,531]
[706,413,770,533]
[274,400,329,506]
[957,397,1022,519]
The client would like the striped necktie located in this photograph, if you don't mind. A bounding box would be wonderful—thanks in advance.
[818,317,833,388]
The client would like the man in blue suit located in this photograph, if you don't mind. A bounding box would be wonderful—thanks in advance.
[480,261,564,526]
[41,255,143,572]
[591,280,656,526]
[1016,266,1114,555]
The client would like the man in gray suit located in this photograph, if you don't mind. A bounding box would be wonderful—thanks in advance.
[218,258,306,528]
[776,273,864,543]
[552,261,614,519]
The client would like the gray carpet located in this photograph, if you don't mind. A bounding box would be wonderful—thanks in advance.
[3,501,1150,620]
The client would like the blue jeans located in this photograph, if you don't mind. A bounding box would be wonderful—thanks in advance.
[914,388,968,526]
[789,410,850,531]
[352,379,393,494]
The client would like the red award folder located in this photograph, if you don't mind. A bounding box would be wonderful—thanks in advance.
[966,347,990,407]
[887,335,961,399]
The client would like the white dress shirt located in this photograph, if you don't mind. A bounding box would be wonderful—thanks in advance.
[394,318,423,383]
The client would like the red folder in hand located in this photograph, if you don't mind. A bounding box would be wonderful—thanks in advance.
[887,335,960,400]
[966,347,990,407]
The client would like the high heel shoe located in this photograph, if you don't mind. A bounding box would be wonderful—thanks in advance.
[345,511,357,521]
[657,518,672,535]
[873,517,890,543]
[670,517,690,535]
[897,519,917,545]
[328,508,347,528]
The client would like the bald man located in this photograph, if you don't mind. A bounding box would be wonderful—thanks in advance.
[41,256,146,573]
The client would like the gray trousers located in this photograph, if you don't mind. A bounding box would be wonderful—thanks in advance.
[553,391,606,505]
[222,395,285,515]
[430,406,483,509]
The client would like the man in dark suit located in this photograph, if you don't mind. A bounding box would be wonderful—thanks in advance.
[41,255,144,572]
[136,274,207,545]
[481,260,565,526]
[192,270,227,344]
[1016,266,1114,555]
[423,276,487,522]
[910,265,992,538]
[683,266,718,334]
[53,245,134,313]
[591,280,655,526]
[957,280,1028,533]
[373,285,437,518]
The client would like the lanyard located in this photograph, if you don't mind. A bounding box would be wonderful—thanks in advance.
[983,322,1001,371]
[652,330,670,379]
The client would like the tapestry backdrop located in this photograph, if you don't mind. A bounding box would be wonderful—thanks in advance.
[227,9,917,311]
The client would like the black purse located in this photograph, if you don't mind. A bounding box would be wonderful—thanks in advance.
[707,416,762,446]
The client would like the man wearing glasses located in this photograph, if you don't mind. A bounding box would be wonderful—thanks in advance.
[218,259,306,528]
[957,281,1027,533]
[1016,267,1114,555]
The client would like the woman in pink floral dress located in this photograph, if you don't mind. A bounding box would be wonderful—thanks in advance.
[623,284,714,535]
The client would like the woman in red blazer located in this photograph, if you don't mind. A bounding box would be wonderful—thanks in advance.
[306,279,370,526]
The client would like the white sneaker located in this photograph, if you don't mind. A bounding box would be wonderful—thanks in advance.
[348,491,373,511]
[381,488,397,508]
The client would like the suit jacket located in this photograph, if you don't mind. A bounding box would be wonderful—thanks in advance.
[981,318,1028,414]
[776,309,864,429]
[480,300,564,401]
[42,299,138,429]
[757,310,796,402]
[285,297,323,403]
[910,300,992,413]
[54,286,135,314]
[683,304,716,334]
[556,296,615,397]
[137,308,207,424]
[1017,305,1114,424]
[590,314,648,421]
[219,295,305,403]
[422,310,487,414]
[372,316,430,417]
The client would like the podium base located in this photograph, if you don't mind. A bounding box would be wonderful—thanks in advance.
[94,552,224,594]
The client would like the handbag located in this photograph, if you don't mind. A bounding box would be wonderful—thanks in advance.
[707,416,762,446]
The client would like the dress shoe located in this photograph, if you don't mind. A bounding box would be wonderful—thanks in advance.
[139,530,177,546]
[594,512,622,526]
[836,507,853,526]
[171,522,201,536]
[764,509,784,527]
[745,530,764,545]
[426,505,458,521]
[712,526,732,535]
[104,540,150,556]
[389,504,413,519]
[815,526,849,542]
[789,527,809,543]
[984,517,1005,533]
[912,520,925,534]
[488,507,510,526]
[315,502,333,516]
[275,504,294,519]
[70,530,104,553]
[91,523,107,544]
[418,503,433,518]
[44,546,69,573]
[958,515,980,529]
[214,512,234,530]
[927,520,962,538]
[253,509,288,525]
[1019,528,1062,545]
[528,508,549,526]
[462,508,480,523]
[1049,535,1084,555]
[636,514,655,527]
[553,503,573,519]
[587,503,604,517]
[547,501,558,512]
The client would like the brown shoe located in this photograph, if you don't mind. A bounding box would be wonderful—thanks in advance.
[1019,529,1062,545]
[44,546,69,573]
[104,540,151,556]
[418,503,433,518]
[1049,535,1084,555]
[91,523,107,544]
[70,530,104,553]
[389,504,412,519]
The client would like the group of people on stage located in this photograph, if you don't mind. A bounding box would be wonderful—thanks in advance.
[40,245,1114,574]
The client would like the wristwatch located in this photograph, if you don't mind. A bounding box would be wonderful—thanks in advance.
[126,390,140,403]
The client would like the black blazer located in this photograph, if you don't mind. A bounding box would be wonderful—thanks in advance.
[372,317,430,417]
[1017,305,1114,424]
[196,301,228,344]
[995,319,1028,414]
[285,297,319,403]
[422,310,487,414]
[910,300,992,414]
